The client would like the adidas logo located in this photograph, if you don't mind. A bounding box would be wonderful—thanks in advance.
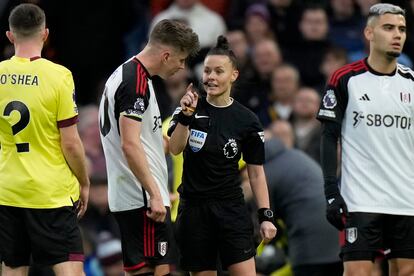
[359,94,370,101]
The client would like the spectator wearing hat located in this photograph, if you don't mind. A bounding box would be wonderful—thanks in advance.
[244,4,275,46]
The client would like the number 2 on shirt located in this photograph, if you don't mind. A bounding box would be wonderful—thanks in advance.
[2,100,30,152]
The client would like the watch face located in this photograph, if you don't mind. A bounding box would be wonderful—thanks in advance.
[264,209,273,218]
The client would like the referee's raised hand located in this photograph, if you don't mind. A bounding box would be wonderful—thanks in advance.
[180,83,198,116]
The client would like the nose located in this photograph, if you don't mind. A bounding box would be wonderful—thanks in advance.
[207,71,217,79]
[394,29,403,39]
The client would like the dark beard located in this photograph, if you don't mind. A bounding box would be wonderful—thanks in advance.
[386,51,401,58]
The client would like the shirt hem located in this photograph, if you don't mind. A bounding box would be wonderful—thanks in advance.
[347,206,414,216]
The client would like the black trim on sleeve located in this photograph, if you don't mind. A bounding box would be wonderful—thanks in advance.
[123,114,142,122]
[320,120,341,198]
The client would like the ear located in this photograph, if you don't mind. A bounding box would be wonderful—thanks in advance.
[42,28,49,42]
[231,69,239,83]
[6,31,14,44]
[364,26,373,42]
[161,50,170,64]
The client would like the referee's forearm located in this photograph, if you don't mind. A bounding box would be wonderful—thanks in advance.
[247,164,270,209]
[169,124,189,155]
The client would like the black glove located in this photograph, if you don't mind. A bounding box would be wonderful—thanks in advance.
[326,194,348,230]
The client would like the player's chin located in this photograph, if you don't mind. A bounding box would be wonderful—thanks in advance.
[206,87,221,95]
[386,51,401,58]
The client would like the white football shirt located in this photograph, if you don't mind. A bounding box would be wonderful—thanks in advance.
[318,59,414,215]
[99,57,169,212]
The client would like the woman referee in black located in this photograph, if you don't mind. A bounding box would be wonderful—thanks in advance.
[168,35,277,276]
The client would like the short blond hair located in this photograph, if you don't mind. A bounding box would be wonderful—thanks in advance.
[367,3,405,26]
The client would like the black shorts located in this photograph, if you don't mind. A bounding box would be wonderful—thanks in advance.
[341,212,414,261]
[0,204,84,267]
[112,207,172,272]
[175,197,256,271]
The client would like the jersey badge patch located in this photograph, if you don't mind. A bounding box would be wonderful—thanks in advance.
[400,92,411,103]
[223,138,238,159]
[72,90,78,113]
[158,241,168,256]
[345,227,357,243]
[189,129,207,152]
[133,98,145,114]
[323,89,337,109]
[258,131,265,143]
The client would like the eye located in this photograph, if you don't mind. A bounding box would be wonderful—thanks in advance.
[383,25,393,30]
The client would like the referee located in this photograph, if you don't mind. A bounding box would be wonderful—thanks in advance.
[168,36,276,276]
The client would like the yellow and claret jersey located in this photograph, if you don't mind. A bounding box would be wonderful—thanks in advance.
[0,56,80,208]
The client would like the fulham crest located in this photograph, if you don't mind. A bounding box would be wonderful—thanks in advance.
[158,241,168,256]
[345,227,357,244]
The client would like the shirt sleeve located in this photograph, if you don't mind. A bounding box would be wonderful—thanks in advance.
[317,72,349,124]
[320,120,341,197]
[242,116,265,165]
[167,106,182,137]
[117,76,149,122]
[57,70,78,128]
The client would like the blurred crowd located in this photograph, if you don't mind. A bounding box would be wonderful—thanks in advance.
[1,0,413,275]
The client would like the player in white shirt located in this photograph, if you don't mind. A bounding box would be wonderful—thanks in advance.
[317,3,414,276]
[99,19,199,276]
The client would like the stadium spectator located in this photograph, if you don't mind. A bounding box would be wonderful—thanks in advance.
[226,29,256,105]
[96,232,124,276]
[291,87,321,163]
[267,0,303,49]
[258,64,300,127]
[244,4,275,46]
[150,0,226,75]
[78,104,106,177]
[328,0,365,52]
[319,46,348,93]
[263,137,342,276]
[236,39,282,114]
[284,5,331,88]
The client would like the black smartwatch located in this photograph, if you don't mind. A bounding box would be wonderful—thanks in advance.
[257,208,275,224]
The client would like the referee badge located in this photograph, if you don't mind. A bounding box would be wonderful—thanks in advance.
[158,241,168,256]
[189,129,207,152]
[345,227,357,244]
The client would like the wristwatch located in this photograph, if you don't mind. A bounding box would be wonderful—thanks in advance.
[258,208,275,224]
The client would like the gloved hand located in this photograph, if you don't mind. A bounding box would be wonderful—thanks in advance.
[326,194,348,230]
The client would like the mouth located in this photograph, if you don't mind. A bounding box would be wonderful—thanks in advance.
[391,43,401,49]
[204,82,218,88]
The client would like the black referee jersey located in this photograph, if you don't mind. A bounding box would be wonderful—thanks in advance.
[168,97,265,200]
